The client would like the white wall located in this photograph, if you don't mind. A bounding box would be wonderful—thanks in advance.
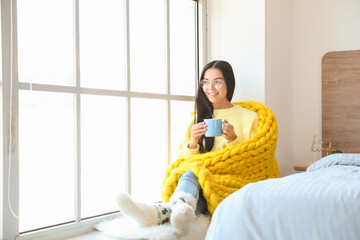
[265,0,293,176]
[207,0,265,104]
[207,0,360,176]
[291,0,360,166]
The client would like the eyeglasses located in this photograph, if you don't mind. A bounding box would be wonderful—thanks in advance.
[199,79,224,89]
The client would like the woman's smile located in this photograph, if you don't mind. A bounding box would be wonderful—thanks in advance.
[202,68,231,109]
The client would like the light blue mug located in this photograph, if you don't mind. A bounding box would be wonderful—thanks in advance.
[204,119,225,137]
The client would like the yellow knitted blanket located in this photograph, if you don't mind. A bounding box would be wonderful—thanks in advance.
[161,101,279,214]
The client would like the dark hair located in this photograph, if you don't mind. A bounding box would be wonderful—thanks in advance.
[195,60,236,153]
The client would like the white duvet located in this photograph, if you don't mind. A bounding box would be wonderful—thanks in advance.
[205,154,360,240]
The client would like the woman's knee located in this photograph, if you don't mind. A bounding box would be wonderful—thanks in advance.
[182,170,196,178]
[179,170,198,184]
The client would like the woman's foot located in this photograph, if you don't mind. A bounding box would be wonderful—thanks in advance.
[170,192,197,234]
[171,201,196,234]
[117,192,171,227]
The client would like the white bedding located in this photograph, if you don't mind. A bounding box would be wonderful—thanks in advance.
[205,154,360,240]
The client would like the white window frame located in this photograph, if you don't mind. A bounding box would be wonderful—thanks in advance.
[1,0,208,239]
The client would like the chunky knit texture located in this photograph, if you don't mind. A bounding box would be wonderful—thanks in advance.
[162,101,279,214]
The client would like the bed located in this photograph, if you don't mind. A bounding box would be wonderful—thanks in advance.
[205,49,360,240]
[205,153,360,239]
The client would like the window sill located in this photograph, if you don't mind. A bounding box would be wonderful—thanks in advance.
[17,213,120,240]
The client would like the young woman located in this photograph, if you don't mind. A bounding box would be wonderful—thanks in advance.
[117,60,259,232]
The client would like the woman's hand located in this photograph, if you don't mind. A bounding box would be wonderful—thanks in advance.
[189,122,207,149]
[222,119,237,143]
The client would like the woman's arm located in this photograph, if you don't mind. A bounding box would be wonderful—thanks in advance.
[222,119,237,143]
[177,120,205,159]
[225,113,259,147]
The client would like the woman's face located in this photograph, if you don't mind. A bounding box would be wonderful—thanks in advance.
[201,68,230,108]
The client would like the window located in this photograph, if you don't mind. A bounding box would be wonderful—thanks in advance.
[1,0,204,238]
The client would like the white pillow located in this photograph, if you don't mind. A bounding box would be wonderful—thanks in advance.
[307,153,360,172]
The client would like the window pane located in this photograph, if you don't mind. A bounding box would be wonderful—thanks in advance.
[129,0,166,94]
[131,98,167,202]
[17,0,74,86]
[79,0,126,90]
[19,91,75,232]
[81,95,126,218]
[170,0,196,96]
[171,100,194,162]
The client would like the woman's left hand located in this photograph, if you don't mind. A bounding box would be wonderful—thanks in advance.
[222,119,237,143]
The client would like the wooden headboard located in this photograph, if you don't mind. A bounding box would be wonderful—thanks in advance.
[322,50,360,154]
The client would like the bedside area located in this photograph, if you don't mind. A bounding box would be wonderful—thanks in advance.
[293,163,312,173]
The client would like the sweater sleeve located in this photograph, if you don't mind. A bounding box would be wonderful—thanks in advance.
[226,112,259,147]
[226,136,243,147]
[249,117,259,138]
[176,119,200,159]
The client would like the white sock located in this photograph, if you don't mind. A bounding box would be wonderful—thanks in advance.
[117,192,171,227]
[170,192,197,234]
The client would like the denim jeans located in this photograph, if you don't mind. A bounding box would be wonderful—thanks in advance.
[173,170,208,215]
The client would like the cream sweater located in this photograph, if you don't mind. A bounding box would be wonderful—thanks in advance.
[177,105,259,159]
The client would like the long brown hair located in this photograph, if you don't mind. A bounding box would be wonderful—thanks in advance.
[195,60,235,153]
